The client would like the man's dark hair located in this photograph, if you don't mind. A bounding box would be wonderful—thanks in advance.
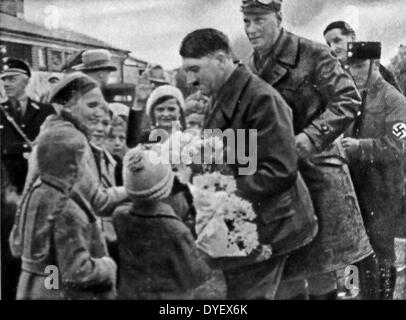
[323,21,356,37]
[179,28,232,58]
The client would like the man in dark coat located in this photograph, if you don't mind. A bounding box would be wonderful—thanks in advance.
[0,58,55,300]
[0,58,55,193]
[180,28,317,300]
[343,42,406,299]
[323,20,403,95]
[241,0,372,299]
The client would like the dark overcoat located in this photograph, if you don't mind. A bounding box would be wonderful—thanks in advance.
[113,201,208,299]
[246,29,373,277]
[348,76,406,263]
[0,98,55,192]
[203,64,318,263]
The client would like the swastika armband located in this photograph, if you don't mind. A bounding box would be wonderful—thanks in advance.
[392,123,406,139]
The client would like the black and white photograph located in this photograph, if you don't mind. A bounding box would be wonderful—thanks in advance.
[1,0,406,307]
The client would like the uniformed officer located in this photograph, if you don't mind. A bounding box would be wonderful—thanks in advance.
[0,58,55,193]
[343,42,406,299]
[240,0,372,299]
[323,21,403,94]
[0,58,55,300]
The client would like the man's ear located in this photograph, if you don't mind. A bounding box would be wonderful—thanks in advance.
[214,51,229,68]
[276,11,283,27]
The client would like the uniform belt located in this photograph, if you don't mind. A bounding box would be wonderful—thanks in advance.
[21,257,50,276]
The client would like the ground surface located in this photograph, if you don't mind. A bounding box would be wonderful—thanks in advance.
[193,239,406,300]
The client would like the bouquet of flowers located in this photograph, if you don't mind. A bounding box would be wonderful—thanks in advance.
[157,130,273,267]
[159,130,225,183]
[190,172,273,261]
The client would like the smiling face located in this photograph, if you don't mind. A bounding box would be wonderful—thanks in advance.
[153,97,181,130]
[182,54,225,97]
[88,107,111,148]
[324,28,355,62]
[243,12,281,54]
[69,87,108,133]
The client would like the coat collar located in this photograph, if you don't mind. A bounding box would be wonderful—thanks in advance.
[251,29,299,86]
[40,173,73,194]
[272,29,299,67]
[22,98,40,125]
[204,64,251,128]
[130,201,182,221]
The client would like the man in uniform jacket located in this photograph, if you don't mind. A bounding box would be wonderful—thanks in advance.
[0,58,55,300]
[0,59,55,193]
[343,42,406,299]
[180,28,317,300]
[241,0,372,299]
[323,21,403,95]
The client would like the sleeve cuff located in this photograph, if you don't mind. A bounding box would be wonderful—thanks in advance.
[358,139,374,161]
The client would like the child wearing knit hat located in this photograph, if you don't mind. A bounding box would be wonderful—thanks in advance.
[112,146,208,299]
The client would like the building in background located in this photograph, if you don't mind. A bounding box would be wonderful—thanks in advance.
[0,0,149,99]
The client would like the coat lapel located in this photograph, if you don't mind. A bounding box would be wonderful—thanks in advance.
[204,64,251,129]
[255,29,299,86]
[260,62,288,86]
[22,99,40,126]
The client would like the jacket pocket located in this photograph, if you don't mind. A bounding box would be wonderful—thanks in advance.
[257,188,295,224]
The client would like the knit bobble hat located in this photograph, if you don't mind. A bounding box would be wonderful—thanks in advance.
[123,146,174,201]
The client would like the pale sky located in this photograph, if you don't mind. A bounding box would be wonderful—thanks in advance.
[24,0,406,69]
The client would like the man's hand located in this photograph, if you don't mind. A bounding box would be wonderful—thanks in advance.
[341,137,360,156]
[295,133,316,159]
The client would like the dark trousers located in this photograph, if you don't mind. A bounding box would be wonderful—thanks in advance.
[224,255,287,300]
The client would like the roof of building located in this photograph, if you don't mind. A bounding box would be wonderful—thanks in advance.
[0,13,130,54]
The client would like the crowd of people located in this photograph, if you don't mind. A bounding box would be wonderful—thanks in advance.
[1,0,406,300]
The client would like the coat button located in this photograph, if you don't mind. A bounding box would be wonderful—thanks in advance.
[321,124,329,133]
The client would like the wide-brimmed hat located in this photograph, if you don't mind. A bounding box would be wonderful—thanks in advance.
[73,49,117,72]
[146,85,185,117]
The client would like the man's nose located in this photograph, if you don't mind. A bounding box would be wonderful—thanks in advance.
[245,23,257,35]
[331,43,339,52]
[95,122,104,131]
[186,72,197,86]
